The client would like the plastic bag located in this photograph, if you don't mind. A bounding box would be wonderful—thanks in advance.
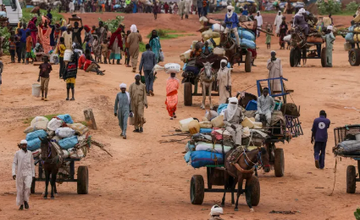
[27,138,42,151]
[159,50,164,62]
[26,130,47,141]
[58,136,78,149]
[47,118,63,131]
[31,116,49,126]
[67,123,89,135]
[56,127,75,138]
[57,114,74,124]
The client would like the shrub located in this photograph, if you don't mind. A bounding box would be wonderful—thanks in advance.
[346,1,359,12]
[317,0,341,15]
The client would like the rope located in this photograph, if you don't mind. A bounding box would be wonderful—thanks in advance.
[329,157,338,196]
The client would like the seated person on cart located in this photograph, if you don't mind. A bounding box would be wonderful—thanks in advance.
[224,5,240,49]
[201,41,213,57]
[293,8,309,37]
[255,87,275,126]
[223,97,243,147]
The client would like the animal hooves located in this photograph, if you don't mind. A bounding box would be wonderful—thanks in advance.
[51,197,55,200]
[234,208,239,211]
[250,208,255,212]
[43,197,47,199]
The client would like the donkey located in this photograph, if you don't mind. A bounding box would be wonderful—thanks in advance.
[222,147,270,212]
[199,62,216,110]
[39,137,62,199]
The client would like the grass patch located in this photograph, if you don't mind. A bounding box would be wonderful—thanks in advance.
[24,114,65,124]
[22,8,64,24]
[146,29,188,40]
[139,41,146,52]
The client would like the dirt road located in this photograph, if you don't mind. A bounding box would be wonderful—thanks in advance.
[0,13,359,220]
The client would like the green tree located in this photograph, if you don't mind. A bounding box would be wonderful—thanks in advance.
[316,0,341,15]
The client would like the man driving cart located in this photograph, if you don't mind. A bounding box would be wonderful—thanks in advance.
[224,5,240,49]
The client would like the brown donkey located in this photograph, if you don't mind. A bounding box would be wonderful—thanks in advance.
[222,147,270,212]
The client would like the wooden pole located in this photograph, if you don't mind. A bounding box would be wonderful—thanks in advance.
[83,108,97,130]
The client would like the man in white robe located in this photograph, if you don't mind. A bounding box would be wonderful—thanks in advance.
[267,50,283,94]
[217,59,231,105]
[223,97,243,146]
[12,140,35,210]
[254,11,263,37]
[274,11,283,36]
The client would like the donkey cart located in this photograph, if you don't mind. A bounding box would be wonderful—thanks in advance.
[333,125,360,194]
[31,158,89,195]
[190,165,260,206]
[289,42,328,67]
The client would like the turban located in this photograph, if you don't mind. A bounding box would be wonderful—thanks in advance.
[119,83,127,89]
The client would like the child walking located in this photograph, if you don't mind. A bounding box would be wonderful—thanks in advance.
[266,28,272,49]
[63,53,78,101]
[9,36,16,63]
[25,32,34,64]
[37,56,52,101]
[101,39,109,64]
[58,37,66,78]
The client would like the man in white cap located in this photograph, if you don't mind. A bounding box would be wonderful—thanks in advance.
[254,11,263,37]
[223,97,243,146]
[129,74,148,133]
[323,25,335,67]
[127,24,143,73]
[267,50,283,94]
[224,5,240,48]
[255,87,275,126]
[217,59,231,105]
[12,140,35,210]
[114,83,132,139]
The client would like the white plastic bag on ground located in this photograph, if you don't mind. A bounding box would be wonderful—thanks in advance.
[56,127,75,138]
[47,118,63,131]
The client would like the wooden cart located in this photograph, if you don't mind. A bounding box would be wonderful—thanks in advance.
[31,158,89,195]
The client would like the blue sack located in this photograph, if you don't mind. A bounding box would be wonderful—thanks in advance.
[240,38,256,49]
[58,136,78,149]
[345,33,354,42]
[57,114,74,124]
[217,103,228,115]
[200,128,212,134]
[183,63,187,71]
[238,29,255,41]
[26,130,47,141]
[27,138,41,151]
[184,151,191,163]
[190,151,224,168]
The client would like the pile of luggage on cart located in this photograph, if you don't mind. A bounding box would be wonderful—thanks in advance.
[23,114,92,194]
[333,125,360,194]
[343,15,360,66]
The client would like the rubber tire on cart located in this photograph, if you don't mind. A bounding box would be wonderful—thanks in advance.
[321,48,327,67]
[274,148,285,177]
[246,176,260,206]
[77,166,89,194]
[245,51,252,72]
[31,178,35,194]
[184,82,192,106]
[289,48,300,67]
[190,175,204,205]
[346,165,356,194]
[349,49,360,66]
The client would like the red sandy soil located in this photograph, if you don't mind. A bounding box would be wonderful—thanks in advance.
[0,12,359,220]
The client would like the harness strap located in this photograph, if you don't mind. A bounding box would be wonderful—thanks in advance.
[233,163,255,174]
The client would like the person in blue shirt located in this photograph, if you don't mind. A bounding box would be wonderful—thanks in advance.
[224,5,240,48]
[19,23,29,63]
[242,6,249,16]
[311,110,331,169]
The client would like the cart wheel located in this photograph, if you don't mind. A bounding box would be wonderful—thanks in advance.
[31,178,35,194]
[190,175,204,205]
[274,148,284,177]
[245,51,252,72]
[346,165,356,194]
[349,49,360,66]
[246,176,260,206]
[289,48,300,67]
[321,48,327,67]
[77,166,89,194]
[184,82,192,106]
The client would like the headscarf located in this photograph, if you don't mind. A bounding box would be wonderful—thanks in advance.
[226,97,238,121]
[28,17,37,29]
[84,25,91,33]
[120,83,127,88]
[130,24,137,33]
[296,8,305,16]
[226,5,234,19]
[220,59,227,69]
[327,25,333,31]
[109,27,123,48]
[149,30,158,42]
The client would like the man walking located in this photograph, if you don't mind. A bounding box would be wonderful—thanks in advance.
[129,74,148,133]
[127,25,142,72]
[311,110,330,169]
[139,44,156,96]
[12,140,35,210]
[114,83,131,139]
[267,51,283,94]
